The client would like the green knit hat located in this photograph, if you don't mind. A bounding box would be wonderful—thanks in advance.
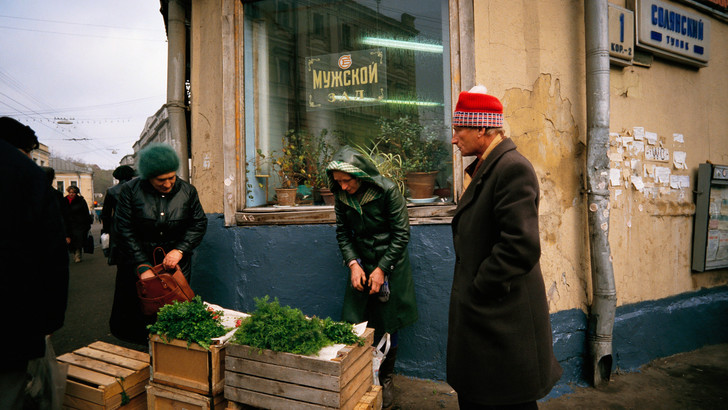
[137,143,180,179]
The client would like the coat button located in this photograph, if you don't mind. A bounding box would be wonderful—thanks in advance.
[160,212,165,216]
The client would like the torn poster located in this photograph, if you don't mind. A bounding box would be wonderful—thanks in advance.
[673,151,687,169]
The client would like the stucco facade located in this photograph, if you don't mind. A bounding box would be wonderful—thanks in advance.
[168,0,728,389]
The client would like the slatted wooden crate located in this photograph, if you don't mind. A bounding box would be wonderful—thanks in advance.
[224,328,374,410]
[147,383,226,410]
[56,341,149,409]
[353,385,382,410]
[149,334,226,396]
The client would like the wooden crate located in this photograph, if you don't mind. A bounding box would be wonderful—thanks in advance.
[147,383,226,410]
[57,341,149,409]
[353,385,382,410]
[224,328,374,410]
[149,334,226,396]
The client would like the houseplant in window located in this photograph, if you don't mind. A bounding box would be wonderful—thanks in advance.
[376,117,450,200]
[300,129,336,205]
[261,130,308,206]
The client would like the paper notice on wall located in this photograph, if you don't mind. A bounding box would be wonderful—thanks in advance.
[669,175,690,189]
[610,168,621,186]
[627,140,644,156]
[645,131,658,145]
[608,151,623,162]
[673,151,687,169]
[621,136,634,146]
[631,175,645,191]
[673,133,684,143]
[655,166,671,184]
[633,127,645,140]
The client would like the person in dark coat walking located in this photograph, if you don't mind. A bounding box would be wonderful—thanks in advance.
[326,146,418,407]
[111,143,207,345]
[447,86,562,409]
[0,119,69,409]
[101,165,135,265]
[64,185,91,263]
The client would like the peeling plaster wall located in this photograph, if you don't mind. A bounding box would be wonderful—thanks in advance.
[473,0,590,313]
[190,0,225,214]
[473,0,728,313]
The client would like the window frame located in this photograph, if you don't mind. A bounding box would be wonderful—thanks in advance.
[221,0,474,227]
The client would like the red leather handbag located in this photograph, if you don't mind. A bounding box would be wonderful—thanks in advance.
[135,247,195,316]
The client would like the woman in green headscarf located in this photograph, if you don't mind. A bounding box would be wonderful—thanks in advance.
[326,146,418,407]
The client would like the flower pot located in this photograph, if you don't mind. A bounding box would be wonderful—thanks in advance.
[319,187,335,205]
[406,171,438,199]
[275,187,297,206]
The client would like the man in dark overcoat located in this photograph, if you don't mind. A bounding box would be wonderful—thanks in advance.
[447,86,562,409]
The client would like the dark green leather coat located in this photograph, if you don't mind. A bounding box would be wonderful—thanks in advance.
[328,147,418,334]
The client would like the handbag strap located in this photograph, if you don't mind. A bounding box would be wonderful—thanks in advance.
[136,264,155,277]
[152,247,167,266]
[375,333,391,356]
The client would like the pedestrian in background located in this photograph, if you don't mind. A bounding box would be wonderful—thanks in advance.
[41,166,68,232]
[326,146,418,408]
[447,86,562,409]
[64,185,91,263]
[111,143,207,345]
[0,117,69,409]
[101,165,135,265]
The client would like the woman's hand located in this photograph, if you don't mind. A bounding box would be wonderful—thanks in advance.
[350,262,367,291]
[162,249,184,270]
[368,267,385,294]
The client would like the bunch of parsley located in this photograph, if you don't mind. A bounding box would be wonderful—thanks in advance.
[147,296,227,350]
[233,296,364,355]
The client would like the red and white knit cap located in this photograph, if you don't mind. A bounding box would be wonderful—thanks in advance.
[452,85,503,128]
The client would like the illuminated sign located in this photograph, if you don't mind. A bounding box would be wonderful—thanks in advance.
[305,49,387,111]
[630,0,711,67]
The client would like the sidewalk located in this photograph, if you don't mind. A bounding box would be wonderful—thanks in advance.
[389,343,728,409]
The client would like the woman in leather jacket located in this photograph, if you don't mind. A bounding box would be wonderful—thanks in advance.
[326,146,418,407]
[110,143,207,345]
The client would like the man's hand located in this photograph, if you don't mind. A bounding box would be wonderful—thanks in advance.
[162,249,184,270]
[368,267,385,294]
[350,262,367,291]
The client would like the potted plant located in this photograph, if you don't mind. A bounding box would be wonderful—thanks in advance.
[300,129,336,205]
[375,117,451,199]
[259,130,309,206]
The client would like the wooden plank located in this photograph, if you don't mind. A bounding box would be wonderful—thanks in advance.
[63,378,147,410]
[226,328,373,377]
[226,344,341,375]
[58,353,135,379]
[226,372,340,407]
[66,364,118,390]
[225,356,340,391]
[74,346,148,371]
[225,385,333,410]
[340,345,373,390]
[353,385,382,410]
[340,370,374,410]
[87,341,150,363]
[147,383,225,410]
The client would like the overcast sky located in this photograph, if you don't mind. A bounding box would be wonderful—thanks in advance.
[0,1,168,170]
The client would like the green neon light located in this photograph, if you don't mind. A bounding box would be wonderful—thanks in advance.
[331,95,442,106]
[360,37,443,53]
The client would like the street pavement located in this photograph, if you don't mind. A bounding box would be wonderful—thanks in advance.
[52,221,728,409]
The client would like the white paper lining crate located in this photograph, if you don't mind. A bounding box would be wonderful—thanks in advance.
[224,328,374,410]
[149,334,226,396]
[56,341,149,409]
[147,383,226,410]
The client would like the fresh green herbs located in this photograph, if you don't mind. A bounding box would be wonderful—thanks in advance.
[232,296,364,355]
[147,296,227,350]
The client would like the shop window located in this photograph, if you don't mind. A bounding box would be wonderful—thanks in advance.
[240,0,454,223]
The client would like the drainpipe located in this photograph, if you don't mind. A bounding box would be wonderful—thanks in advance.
[584,0,617,387]
[166,0,189,180]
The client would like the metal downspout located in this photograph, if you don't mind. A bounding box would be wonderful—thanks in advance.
[584,0,617,387]
[166,0,189,180]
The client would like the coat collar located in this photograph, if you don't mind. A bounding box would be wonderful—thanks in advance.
[454,138,517,218]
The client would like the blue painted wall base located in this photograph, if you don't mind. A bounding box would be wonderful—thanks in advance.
[192,214,728,393]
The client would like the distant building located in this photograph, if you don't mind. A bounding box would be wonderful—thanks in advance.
[31,142,50,167]
[49,157,94,210]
